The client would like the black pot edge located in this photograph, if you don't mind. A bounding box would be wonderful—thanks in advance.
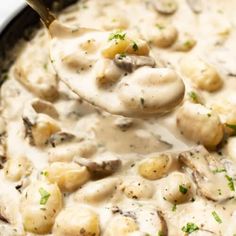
[0,0,78,84]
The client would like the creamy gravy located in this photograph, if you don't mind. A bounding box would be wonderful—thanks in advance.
[1,0,236,235]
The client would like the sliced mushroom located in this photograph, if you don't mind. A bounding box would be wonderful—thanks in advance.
[157,211,168,236]
[114,54,156,73]
[153,0,178,15]
[22,99,60,146]
[186,0,203,14]
[22,99,59,126]
[46,132,76,147]
[179,146,234,202]
[0,213,9,224]
[75,158,121,179]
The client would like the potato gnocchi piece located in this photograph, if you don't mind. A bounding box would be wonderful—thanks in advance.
[118,67,185,115]
[45,162,90,192]
[153,0,178,15]
[4,157,32,182]
[104,215,139,236]
[138,153,172,180]
[30,115,61,146]
[22,99,61,146]
[176,102,224,148]
[210,100,236,135]
[48,140,97,162]
[148,24,178,48]
[120,177,154,200]
[75,178,118,203]
[172,34,196,52]
[95,58,124,85]
[180,56,223,92]
[53,206,100,236]
[102,13,129,30]
[102,34,150,59]
[20,181,62,234]
[162,172,193,204]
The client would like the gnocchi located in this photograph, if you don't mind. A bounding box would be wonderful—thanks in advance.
[20,181,62,234]
[53,206,100,236]
[180,56,223,92]
[138,153,172,180]
[177,102,224,148]
[45,162,90,192]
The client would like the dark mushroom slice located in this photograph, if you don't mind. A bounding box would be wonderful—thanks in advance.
[46,132,76,147]
[22,99,59,126]
[0,213,9,224]
[179,146,234,202]
[75,158,121,179]
[153,0,178,15]
[114,54,156,73]
[186,0,203,14]
[157,211,168,236]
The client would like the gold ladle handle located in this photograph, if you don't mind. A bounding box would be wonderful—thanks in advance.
[25,0,56,28]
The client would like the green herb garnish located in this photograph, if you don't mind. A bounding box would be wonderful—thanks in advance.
[225,175,235,191]
[182,222,199,234]
[226,124,236,135]
[109,30,126,41]
[212,168,226,174]
[179,185,188,194]
[172,204,177,212]
[212,211,222,224]
[39,188,51,205]
[188,91,198,102]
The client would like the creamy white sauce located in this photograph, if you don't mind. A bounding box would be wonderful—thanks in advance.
[1,0,236,235]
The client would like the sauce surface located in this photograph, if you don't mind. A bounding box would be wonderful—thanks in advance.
[1,0,236,235]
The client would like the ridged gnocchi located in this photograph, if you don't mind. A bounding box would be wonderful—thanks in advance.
[45,162,90,192]
[138,153,172,180]
[20,181,62,234]
[102,33,149,59]
[120,177,154,200]
[75,178,118,203]
[176,102,224,148]
[104,215,139,236]
[147,24,178,48]
[162,172,193,204]
[4,156,32,181]
[180,56,223,92]
[53,206,100,236]
[210,100,236,135]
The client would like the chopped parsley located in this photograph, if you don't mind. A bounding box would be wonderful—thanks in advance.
[211,211,222,224]
[132,41,139,51]
[172,204,177,212]
[39,188,51,205]
[109,30,126,41]
[40,171,49,177]
[156,23,165,30]
[188,91,198,102]
[183,40,193,48]
[212,168,226,174]
[225,175,235,191]
[118,53,127,59]
[226,124,236,135]
[181,222,199,234]
[158,231,164,236]
[179,185,188,194]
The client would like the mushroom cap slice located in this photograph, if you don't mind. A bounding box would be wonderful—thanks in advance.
[179,146,234,202]
[75,158,121,179]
